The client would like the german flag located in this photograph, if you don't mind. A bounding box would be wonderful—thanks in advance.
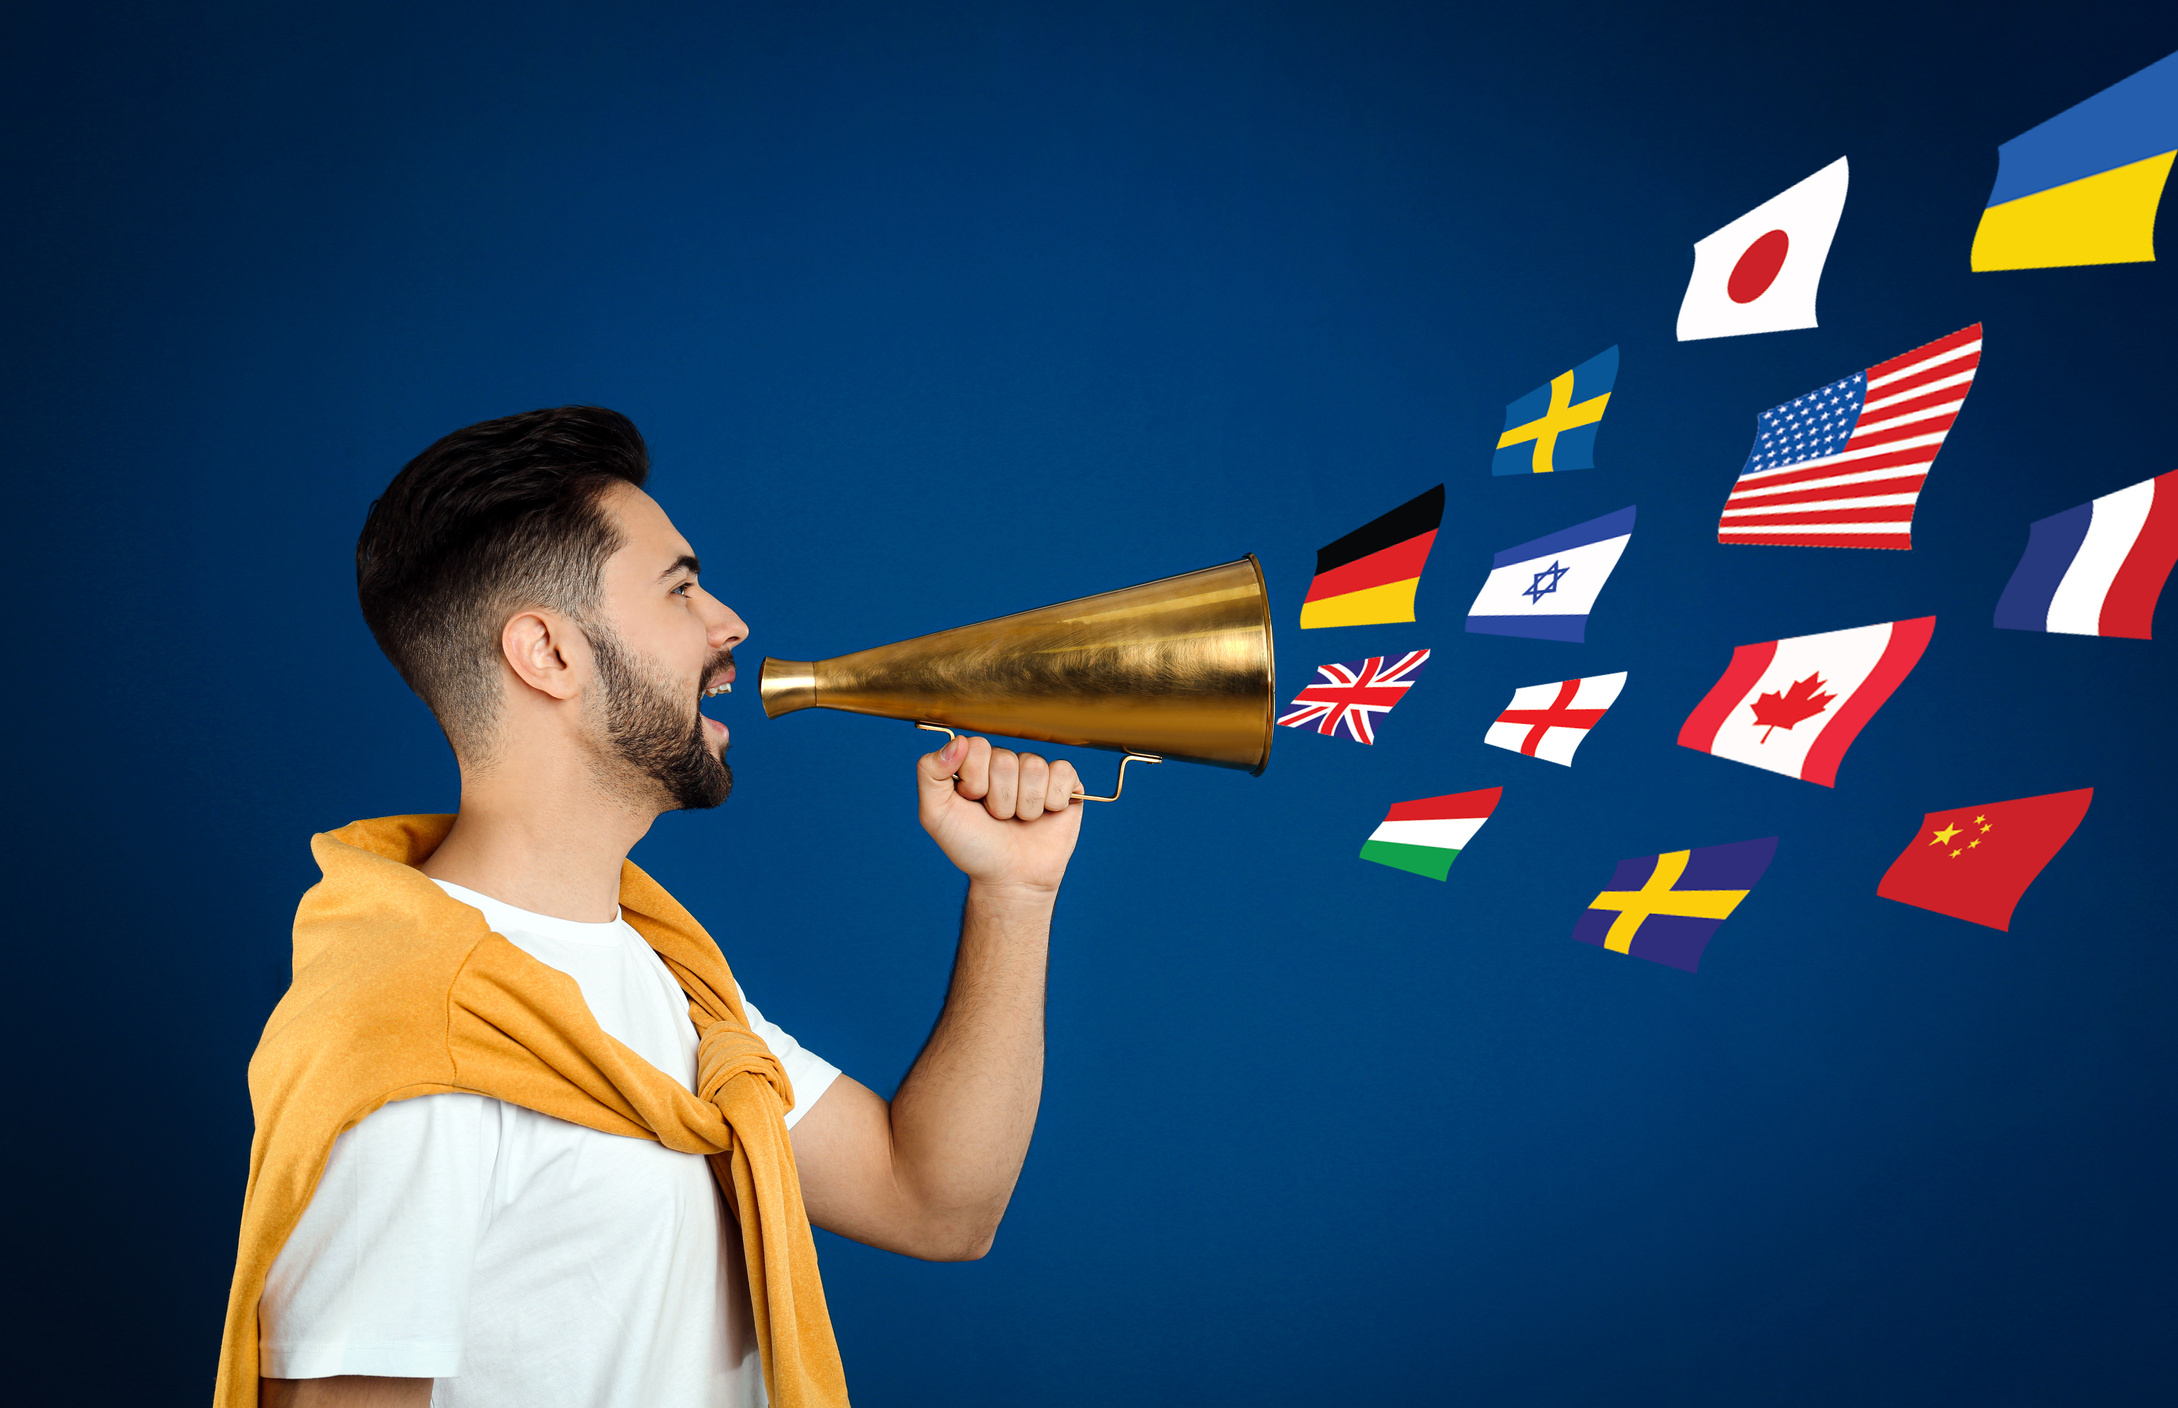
[1299,484,1445,629]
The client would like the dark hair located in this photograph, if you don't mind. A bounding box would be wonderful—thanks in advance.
[357,406,650,756]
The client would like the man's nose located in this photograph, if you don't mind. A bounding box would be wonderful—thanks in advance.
[703,593,747,650]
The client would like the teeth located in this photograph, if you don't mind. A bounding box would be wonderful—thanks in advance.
[703,683,733,697]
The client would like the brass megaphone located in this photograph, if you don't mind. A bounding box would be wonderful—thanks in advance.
[759,556,1275,800]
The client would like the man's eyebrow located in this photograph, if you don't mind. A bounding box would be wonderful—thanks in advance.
[658,554,701,581]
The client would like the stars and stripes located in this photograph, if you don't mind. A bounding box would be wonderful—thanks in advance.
[1275,650,1431,744]
[1717,323,1982,550]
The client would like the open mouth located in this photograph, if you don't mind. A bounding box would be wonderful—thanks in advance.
[699,663,735,744]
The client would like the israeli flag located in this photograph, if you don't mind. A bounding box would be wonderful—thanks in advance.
[1466,506,1636,642]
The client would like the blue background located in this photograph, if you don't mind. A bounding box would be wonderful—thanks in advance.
[6,3,2176,1402]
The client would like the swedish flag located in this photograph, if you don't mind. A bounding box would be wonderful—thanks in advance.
[1491,345,1618,475]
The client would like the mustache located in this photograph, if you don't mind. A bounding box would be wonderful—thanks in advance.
[698,648,737,696]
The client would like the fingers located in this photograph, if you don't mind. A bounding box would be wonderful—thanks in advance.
[984,752,1075,820]
[954,736,994,799]
[916,735,969,795]
[984,748,1019,818]
[1013,753,1050,821]
[1045,758,1081,813]
[926,739,1080,821]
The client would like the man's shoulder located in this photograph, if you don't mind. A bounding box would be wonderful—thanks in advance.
[251,879,500,1107]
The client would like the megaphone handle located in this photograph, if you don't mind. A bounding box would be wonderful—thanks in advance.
[913,722,1161,802]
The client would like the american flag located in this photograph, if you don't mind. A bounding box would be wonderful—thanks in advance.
[1276,650,1431,744]
[1717,323,1981,550]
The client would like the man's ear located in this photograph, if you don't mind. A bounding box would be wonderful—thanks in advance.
[501,609,590,702]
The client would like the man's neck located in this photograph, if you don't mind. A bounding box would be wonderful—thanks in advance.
[419,762,658,923]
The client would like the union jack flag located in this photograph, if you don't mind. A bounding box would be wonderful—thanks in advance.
[1275,650,1431,744]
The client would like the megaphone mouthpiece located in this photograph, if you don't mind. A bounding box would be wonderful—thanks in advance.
[756,660,817,715]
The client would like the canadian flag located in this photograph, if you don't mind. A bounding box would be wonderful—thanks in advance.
[1677,617,1933,787]
[1677,157,1850,342]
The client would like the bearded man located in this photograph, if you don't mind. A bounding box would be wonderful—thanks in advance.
[217,407,1083,1408]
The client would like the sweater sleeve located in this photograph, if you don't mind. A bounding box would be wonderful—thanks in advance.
[258,1092,499,1380]
[736,984,843,1129]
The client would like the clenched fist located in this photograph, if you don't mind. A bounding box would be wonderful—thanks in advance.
[917,735,1084,893]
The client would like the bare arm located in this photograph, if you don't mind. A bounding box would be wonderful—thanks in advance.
[260,1377,432,1407]
[790,735,1080,1261]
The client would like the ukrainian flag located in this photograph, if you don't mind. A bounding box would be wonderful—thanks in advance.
[1972,49,2177,271]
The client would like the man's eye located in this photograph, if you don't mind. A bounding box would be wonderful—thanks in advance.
[672,581,694,597]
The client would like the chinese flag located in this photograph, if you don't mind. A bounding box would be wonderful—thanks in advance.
[1876,788,2093,931]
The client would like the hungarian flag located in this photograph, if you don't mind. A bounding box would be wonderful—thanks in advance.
[1678,617,1934,787]
[1993,468,2178,638]
[1483,671,1626,766]
[1359,788,1501,881]
[1574,836,1778,972]
[1276,650,1431,744]
[1465,505,1635,642]
[1877,789,2093,930]
[1299,485,1445,629]
[1677,157,1850,341]
[1716,324,1982,550]
[1493,346,1618,475]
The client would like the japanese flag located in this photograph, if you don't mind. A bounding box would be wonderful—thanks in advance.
[1676,157,1849,342]
[1677,616,1932,787]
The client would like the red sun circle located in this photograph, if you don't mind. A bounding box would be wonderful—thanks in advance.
[1727,229,1790,304]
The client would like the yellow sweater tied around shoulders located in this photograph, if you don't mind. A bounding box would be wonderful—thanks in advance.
[214,815,849,1407]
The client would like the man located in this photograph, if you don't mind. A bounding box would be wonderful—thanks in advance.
[217,407,1083,1407]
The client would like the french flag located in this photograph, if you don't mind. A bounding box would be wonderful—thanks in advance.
[1994,470,2178,639]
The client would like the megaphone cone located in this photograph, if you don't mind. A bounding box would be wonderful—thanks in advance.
[759,556,1276,791]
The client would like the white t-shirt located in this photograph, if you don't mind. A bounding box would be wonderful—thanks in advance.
[259,880,841,1407]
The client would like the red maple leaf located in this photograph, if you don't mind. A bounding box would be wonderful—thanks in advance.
[1749,672,1836,742]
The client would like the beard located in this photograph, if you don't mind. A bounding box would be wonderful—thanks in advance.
[587,626,734,812]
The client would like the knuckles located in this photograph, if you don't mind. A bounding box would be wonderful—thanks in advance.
[935,741,1081,819]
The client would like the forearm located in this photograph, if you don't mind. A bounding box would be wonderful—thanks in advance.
[886,882,1053,1253]
[792,735,1076,1259]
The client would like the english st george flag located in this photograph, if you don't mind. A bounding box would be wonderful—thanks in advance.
[1276,650,1431,744]
[1877,788,2093,931]
[1483,672,1627,765]
[1993,468,2178,638]
[1716,324,1983,550]
[1299,485,1444,629]
[1465,506,1635,642]
[1678,618,1934,787]
[1677,157,1849,341]
[1574,837,1778,973]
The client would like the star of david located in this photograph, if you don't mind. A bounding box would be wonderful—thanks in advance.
[1522,560,1569,604]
